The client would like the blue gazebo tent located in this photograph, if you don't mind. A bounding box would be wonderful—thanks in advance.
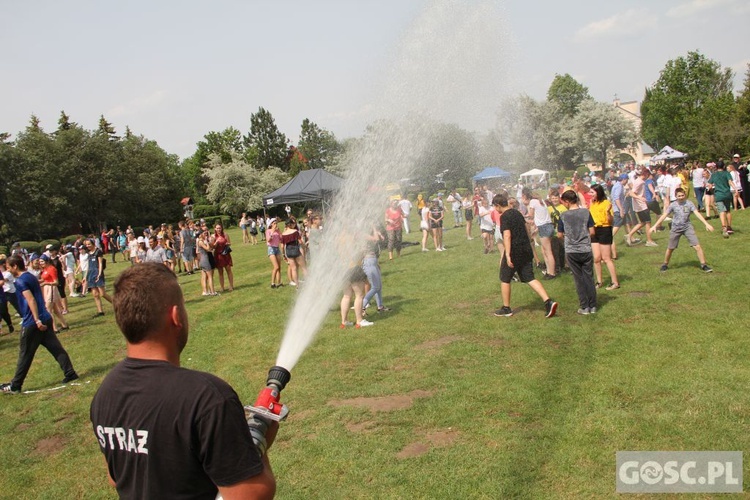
[472,166,512,182]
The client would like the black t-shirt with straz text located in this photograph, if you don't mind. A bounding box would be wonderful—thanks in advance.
[500,208,534,265]
[90,358,264,499]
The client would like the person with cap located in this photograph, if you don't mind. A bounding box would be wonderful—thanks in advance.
[133,237,147,264]
[1,254,78,394]
[28,253,42,279]
[728,163,745,211]
[43,243,55,259]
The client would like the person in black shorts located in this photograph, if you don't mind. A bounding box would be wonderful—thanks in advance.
[492,193,558,318]
[90,263,276,499]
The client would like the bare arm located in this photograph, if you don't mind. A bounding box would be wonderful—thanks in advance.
[692,209,714,231]
[503,229,513,267]
[217,456,276,500]
[22,289,47,331]
[650,210,669,233]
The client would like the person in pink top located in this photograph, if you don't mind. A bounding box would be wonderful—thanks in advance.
[384,199,404,260]
[266,219,283,288]
[212,223,234,292]
[625,168,657,247]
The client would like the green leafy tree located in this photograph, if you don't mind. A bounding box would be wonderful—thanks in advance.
[499,96,578,172]
[416,123,479,188]
[547,74,591,117]
[0,132,18,240]
[641,51,734,155]
[573,100,637,169]
[477,129,507,169]
[97,115,118,140]
[736,63,750,152]
[0,113,184,241]
[297,119,341,170]
[196,127,244,164]
[56,111,75,132]
[10,116,61,238]
[244,107,289,170]
[181,127,246,200]
[203,152,289,213]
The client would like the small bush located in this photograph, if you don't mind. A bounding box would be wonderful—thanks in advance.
[61,234,82,245]
[16,241,43,254]
[192,204,219,218]
[576,166,590,177]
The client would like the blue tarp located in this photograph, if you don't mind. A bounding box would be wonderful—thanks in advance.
[472,166,512,181]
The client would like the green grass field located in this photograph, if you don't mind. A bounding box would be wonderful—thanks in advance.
[0,209,748,498]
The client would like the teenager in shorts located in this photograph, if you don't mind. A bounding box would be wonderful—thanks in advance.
[650,188,714,273]
[492,193,558,318]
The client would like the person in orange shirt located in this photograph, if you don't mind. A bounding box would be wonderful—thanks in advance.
[39,255,68,333]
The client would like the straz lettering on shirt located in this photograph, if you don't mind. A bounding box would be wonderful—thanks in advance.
[96,425,149,454]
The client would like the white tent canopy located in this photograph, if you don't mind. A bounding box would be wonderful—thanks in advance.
[519,168,550,185]
[650,146,688,162]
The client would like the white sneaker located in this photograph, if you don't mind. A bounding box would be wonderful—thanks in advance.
[436,248,443,252]
[289,281,297,286]
[358,319,374,327]
[422,248,429,252]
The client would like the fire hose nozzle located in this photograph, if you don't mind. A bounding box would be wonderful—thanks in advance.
[245,366,291,456]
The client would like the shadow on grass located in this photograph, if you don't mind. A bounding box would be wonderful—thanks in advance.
[80,361,120,380]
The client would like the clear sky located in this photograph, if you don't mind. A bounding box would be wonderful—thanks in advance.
[2,0,748,159]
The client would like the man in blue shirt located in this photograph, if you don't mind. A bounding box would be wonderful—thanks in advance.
[1,255,78,394]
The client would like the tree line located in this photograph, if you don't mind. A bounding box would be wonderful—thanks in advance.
[2,51,746,244]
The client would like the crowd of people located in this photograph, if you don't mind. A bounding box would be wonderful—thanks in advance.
[2,153,744,348]
[377,153,745,317]
[0,154,745,497]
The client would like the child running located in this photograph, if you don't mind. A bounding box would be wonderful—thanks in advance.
[650,188,714,273]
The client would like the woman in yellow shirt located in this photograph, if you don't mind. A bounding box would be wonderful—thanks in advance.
[589,184,620,290]
[416,193,426,216]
